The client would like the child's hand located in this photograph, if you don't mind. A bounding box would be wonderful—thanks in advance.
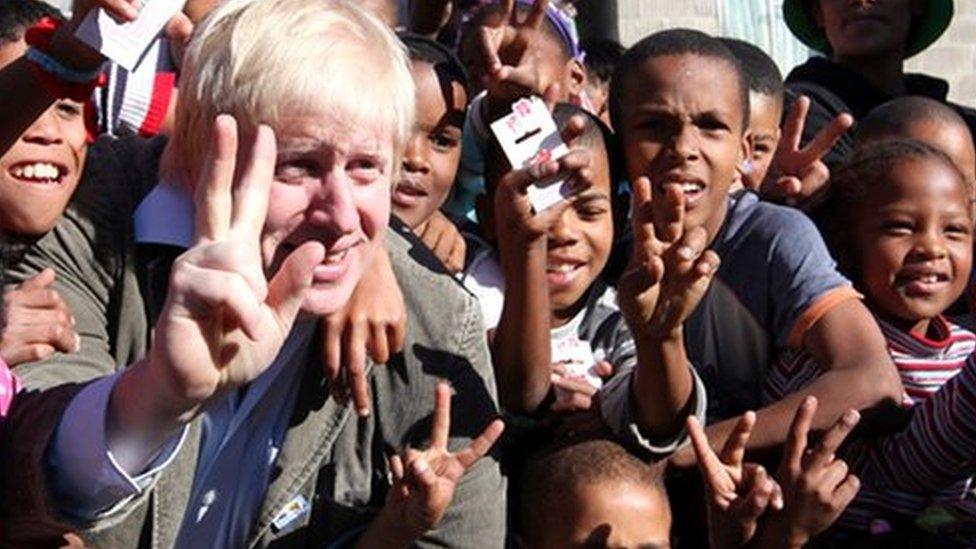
[417,211,467,274]
[0,268,80,366]
[765,396,861,547]
[617,177,720,343]
[480,0,562,112]
[689,412,784,548]
[761,96,853,210]
[321,248,407,417]
[493,145,594,248]
[377,383,505,544]
[550,360,613,414]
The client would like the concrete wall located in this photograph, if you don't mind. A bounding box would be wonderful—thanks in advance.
[616,0,976,106]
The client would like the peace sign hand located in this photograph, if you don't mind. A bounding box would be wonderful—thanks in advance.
[689,413,784,548]
[149,115,325,414]
[480,0,561,109]
[383,383,505,542]
[617,178,720,343]
[769,397,862,547]
[761,95,853,210]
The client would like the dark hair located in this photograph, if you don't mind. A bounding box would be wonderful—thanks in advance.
[719,37,783,99]
[609,28,750,135]
[518,438,666,544]
[855,96,970,147]
[580,37,625,85]
[0,0,64,45]
[825,138,969,280]
[459,2,576,61]
[398,31,470,92]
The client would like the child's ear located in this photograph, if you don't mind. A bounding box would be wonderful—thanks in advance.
[740,127,753,168]
[564,58,587,99]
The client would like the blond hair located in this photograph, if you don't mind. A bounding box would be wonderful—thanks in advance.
[173,0,414,180]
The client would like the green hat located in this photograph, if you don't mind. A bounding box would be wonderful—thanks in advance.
[783,0,954,59]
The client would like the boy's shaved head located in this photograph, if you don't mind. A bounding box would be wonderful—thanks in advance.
[856,96,976,182]
[519,438,670,548]
[610,28,750,135]
[0,0,63,44]
[719,37,783,99]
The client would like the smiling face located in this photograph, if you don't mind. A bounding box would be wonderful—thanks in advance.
[853,157,972,336]
[814,0,916,60]
[264,114,393,316]
[392,60,466,230]
[546,142,614,325]
[618,53,749,240]
[0,38,87,236]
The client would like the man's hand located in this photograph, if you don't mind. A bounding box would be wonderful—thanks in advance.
[148,115,324,415]
[363,382,505,546]
[0,268,79,366]
[762,397,861,548]
[760,96,853,210]
[617,177,719,343]
[418,211,467,274]
[321,250,406,417]
[689,412,783,548]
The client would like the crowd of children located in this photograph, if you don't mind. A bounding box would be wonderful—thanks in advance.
[1,0,975,546]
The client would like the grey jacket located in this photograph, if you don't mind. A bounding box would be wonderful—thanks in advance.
[0,137,505,548]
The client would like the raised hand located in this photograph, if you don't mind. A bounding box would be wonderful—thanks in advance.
[617,178,720,342]
[379,383,505,543]
[761,95,853,209]
[480,0,560,107]
[418,210,467,274]
[149,115,325,411]
[550,360,613,414]
[689,413,783,548]
[0,268,79,366]
[766,396,861,547]
[321,251,406,417]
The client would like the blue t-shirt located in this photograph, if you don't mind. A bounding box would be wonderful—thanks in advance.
[688,191,857,420]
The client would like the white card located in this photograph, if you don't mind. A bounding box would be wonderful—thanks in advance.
[75,0,186,71]
[551,336,603,390]
[490,96,572,212]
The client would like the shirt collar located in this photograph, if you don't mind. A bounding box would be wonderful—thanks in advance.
[134,179,195,247]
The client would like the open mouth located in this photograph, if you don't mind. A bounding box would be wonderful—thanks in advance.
[7,161,67,186]
[392,179,428,208]
[896,270,950,296]
[546,259,585,288]
[657,178,706,206]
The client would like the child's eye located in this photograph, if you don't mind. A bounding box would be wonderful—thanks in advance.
[55,101,82,119]
[880,220,914,234]
[945,223,971,237]
[429,133,459,152]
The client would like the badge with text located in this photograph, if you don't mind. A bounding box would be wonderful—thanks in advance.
[490,96,572,212]
[551,336,603,391]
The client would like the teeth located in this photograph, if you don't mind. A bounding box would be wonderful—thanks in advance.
[11,162,61,183]
[547,263,577,273]
[681,182,703,193]
[324,249,348,265]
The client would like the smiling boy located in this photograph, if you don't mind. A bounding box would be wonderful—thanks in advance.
[607,29,902,460]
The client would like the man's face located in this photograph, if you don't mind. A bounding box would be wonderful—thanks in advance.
[547,143,614,324]
[392,61,466,230]
[533,481,671,548]
[0,38,88,236]
[263,114,392,316]
[618,54,749,240]
[743,91,782,191]
[815,0,915,60]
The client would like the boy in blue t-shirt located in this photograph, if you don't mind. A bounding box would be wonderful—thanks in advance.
[606,29,903,463]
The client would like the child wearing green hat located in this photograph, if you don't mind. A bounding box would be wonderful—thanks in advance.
[783,0,976,170]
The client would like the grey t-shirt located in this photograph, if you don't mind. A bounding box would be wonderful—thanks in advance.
[686,191,857,421]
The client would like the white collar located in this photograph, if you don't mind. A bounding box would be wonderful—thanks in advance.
[133,179,195,247]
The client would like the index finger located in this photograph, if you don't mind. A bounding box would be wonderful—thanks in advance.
[655,183,685,244]
[230,124,277,240]
[779,95,810,155]
[430,381,452,449]
[796,112,853,167]
[782,395,817,473]
[687,416,734,493]
[455,418,505,470]
[631,177,658,259]
[522,0,549,29]
[807,409,860,470]
[194,114,238,243]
